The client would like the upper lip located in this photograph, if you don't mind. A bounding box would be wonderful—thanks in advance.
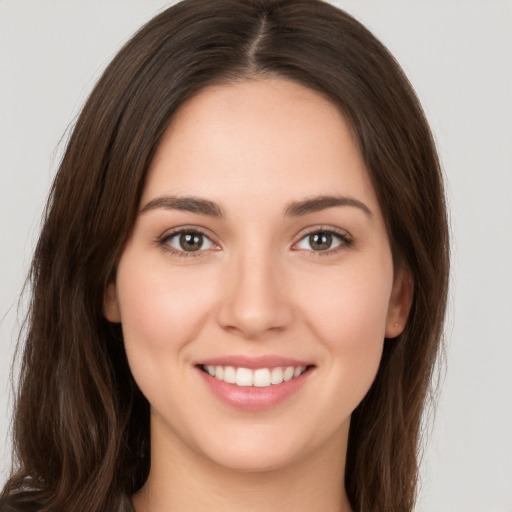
[195,355,314,370]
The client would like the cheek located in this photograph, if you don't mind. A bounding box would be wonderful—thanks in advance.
[304,258,392,335]
[117,255,212,340]
[114,252,219,394]
[299,257,393,397]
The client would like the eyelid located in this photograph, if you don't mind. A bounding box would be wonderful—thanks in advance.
[291,225,353,254]
[157,226,220,257]
[155,224,352,257]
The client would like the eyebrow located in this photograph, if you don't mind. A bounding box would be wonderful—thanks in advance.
[284,195,373,218]
[140,195,224,217]
[140,194,372,219]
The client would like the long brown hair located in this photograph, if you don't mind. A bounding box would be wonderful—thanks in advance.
[1,1,449,511]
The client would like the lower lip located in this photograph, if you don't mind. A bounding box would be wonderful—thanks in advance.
[196,367,312,411]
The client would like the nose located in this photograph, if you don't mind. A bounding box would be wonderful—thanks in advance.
[216,250,294,339]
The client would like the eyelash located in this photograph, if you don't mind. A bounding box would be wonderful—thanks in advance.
[157,227,218,258]
[292,227,353,257]
[156,226,353,258]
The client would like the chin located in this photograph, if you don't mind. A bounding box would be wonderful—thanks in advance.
[203,443,304,474]
[184,416,349,475]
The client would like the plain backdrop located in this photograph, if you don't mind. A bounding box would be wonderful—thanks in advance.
[1,1,511,511]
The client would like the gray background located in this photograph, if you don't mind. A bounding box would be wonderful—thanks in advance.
[1,1,511,510]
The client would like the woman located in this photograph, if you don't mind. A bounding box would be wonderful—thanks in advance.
[1,0,449,511]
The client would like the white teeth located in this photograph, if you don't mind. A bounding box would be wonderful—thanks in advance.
[253,368,271,387]
[236,367,253,387]
[203,365,307,387]
[223,366,236,384]
[271,367,283,385]
[283,366,295,381]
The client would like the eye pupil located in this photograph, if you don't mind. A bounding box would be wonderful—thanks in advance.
[180,232,203,251]
[309,232,332,251]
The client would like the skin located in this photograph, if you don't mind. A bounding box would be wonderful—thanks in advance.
[104,78,412,512]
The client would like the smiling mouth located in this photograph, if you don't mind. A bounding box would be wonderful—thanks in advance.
[198,364,313,388]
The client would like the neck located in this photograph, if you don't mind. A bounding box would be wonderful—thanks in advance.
[132,414,352,512]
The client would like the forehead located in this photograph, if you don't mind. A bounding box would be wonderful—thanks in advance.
[142,78,379,213]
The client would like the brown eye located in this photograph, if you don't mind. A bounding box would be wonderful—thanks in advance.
[309,232,333,251]
[295,230,348,253]
[165,230,215,253]
[180,232,204,251]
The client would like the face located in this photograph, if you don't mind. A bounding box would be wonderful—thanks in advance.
[104,78,411,473]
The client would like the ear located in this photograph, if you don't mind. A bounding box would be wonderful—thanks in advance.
[385,267,413,338]
[103,282,121,323]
